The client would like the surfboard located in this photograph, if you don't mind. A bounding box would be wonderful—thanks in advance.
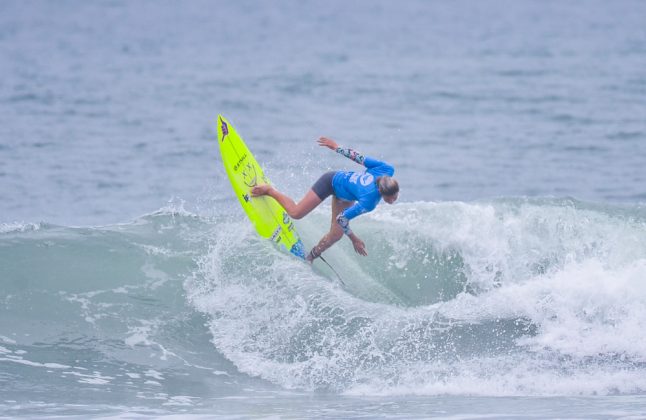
[216,115,306,259]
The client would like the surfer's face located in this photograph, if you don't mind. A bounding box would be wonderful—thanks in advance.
[383,192,398,204]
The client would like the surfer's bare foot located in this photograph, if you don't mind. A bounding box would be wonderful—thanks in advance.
[251,184,272,197]
[306,247,318,264]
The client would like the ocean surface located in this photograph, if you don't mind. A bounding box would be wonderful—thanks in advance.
[2,0,646,418]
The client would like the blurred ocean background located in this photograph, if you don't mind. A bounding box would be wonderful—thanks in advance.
[1,0,646,418]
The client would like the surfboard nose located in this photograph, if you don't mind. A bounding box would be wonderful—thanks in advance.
[218,115,229,139]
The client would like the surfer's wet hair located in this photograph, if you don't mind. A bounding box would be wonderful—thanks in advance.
[377,176,399,197]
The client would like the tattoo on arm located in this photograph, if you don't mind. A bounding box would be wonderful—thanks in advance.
[335,146,365,165]
[336,213,353,236]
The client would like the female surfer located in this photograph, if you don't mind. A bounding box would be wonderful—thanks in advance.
[251,137,399,262]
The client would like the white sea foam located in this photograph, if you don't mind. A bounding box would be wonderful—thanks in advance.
[63,371,114,385]
[0,222,41,234]
[0,356,71,369]
[0,335,17,345]
[187,200,646,396]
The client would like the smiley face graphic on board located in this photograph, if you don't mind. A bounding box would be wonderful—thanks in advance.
[241,162,257,187]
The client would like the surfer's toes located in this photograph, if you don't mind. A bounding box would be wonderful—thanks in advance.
[251,185,270,196]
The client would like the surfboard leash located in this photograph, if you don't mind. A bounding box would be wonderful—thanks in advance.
[318,255,345,286]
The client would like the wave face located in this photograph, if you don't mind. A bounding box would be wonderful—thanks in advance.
[2,198,646,407]
[188,198,646,396]
[0,209,245,412]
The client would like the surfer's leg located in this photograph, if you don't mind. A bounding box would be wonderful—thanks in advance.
[267,188,322,220]
[252,171,335,220]
[252,185,321,219]
[307,197,354,260]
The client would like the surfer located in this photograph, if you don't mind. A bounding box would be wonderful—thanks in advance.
[251,137,399,262]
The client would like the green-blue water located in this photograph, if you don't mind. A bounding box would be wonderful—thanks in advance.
[2,0,646,418]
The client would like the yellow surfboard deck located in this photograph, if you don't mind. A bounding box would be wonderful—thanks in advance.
[216,115,306,259]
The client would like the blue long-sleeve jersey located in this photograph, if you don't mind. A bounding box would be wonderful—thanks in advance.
[331,149,395,235]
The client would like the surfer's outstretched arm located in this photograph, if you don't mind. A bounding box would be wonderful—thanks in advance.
[318,137,391,173]
[335,146,365,165]
[318,137,366,166]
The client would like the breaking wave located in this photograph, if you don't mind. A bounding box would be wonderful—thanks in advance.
[3,198,646,398]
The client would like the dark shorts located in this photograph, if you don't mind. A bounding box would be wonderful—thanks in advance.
[311,171,337,200]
